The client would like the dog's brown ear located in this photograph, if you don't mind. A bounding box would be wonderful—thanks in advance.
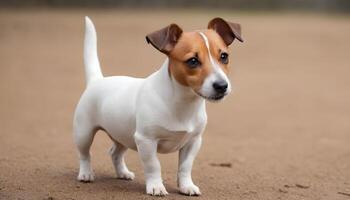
[208,17,243,45]
[146,24,183,54]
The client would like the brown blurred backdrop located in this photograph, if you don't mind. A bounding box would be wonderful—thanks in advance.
[0,1,349,200]
[1,0,350,12]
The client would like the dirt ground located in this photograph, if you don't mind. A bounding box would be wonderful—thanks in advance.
[0,9,350,200]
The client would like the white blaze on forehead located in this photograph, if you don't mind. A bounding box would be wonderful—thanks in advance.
[198,32,231,87]
[198,32,216,68]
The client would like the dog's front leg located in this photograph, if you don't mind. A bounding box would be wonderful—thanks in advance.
[134,132,168,196]
[178,136,202,196]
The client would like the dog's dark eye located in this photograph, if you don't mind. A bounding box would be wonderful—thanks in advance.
[185,57,201,68]
[220,52,229,64]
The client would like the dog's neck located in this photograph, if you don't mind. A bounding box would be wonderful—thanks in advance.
[158,59,198,101]
[154,59,205,120]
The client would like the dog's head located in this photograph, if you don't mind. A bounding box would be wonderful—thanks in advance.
[146,18,243,102]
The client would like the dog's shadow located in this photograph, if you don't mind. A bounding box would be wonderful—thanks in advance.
[62,171,181,198]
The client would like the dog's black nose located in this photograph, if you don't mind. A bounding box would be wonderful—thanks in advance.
[213,81,228,93]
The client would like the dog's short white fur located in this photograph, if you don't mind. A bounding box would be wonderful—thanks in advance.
[74,17,241,196]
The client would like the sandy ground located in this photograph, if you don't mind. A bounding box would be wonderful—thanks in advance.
[0,9,350,200]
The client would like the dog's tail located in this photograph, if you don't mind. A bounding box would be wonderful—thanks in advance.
[84,16,103,86]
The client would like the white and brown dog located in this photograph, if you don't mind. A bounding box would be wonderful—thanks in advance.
[74,16,243,196]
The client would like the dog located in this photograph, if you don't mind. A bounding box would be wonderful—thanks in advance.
[73,16,243,196]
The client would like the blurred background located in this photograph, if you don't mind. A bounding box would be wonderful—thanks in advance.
[0,1,349,200]
[1,0,350,12]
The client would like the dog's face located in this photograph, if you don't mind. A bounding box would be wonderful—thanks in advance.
[167,29,233,101]
[146,18,243,101]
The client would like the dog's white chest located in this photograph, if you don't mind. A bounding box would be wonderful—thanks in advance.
[148,125,198,154]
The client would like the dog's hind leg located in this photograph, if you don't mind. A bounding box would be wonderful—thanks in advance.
[109,141,135,180]
[74,122,97,182]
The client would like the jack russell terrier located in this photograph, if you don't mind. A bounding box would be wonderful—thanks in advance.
[74,16,243,196]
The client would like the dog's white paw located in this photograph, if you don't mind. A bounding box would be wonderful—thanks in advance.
[77,169,95,182]
[146,182,168,196]
[179,184,201,196]
[117,170,135,180]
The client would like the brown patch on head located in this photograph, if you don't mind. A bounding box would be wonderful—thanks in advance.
[167,30,231,93]
[168,32,211,93]
[204,29,230,74]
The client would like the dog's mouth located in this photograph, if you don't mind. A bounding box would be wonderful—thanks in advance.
[196,92,226,102]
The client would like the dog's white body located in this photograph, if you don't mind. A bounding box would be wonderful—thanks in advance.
[74,16,241,196]
[75,60,207,153]
[74,17,207,196]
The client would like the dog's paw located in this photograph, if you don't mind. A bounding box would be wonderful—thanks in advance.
[146,182,168,196]
[77,170,95,182]
[179,184,201,196]
[117,170,135,180]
